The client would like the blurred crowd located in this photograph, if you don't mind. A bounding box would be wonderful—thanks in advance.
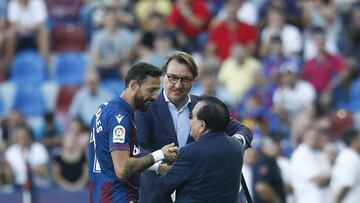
[0,0,359,202]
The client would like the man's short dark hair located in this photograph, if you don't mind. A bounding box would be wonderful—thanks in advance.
[342,128,359,147]
[125,62,162,88]
[162,52,198,79]
[196,96,230,132]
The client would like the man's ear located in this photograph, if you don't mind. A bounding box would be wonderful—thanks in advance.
[129,80,139,94]
[200,120,207,134]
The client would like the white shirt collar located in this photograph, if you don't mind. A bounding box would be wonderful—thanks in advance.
[163,89,191,109]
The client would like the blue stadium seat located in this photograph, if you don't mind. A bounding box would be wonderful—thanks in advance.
[0,96,4,117]
[100,79,125,96]
[349,78,360,111]
[10,51,46,85]
[13,85,46,116]
[53,52,86,86]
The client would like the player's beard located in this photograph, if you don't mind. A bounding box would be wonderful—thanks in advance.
[134,90,153,111]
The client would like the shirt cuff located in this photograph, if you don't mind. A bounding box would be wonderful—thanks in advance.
[233,134,246,146]
[147,161,161,174]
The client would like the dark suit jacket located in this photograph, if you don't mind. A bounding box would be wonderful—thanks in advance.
[134,92,252,203]
[152,131,244,203]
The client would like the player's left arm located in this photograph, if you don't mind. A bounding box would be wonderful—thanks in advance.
[226,119,253,149]
[109,113,157,179]
[112,143,177,179]
[111,151,155,179]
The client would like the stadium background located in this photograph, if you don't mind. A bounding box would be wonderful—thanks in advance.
[0,0,359,202]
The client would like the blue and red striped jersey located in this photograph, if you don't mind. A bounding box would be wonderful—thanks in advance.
[89,96,140,203]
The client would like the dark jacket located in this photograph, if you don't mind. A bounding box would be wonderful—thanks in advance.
[135,92,252,203]
[152,131,244,203]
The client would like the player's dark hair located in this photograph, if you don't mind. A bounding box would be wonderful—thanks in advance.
[125,62,162,88]
[196,96,230,132]
[342,128,359,147]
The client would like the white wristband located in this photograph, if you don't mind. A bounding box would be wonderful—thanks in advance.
[151,150,164,162]
[148,161,161,173]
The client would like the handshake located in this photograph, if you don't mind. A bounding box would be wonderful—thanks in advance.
[151,143,178,163]
[160,143,179,163]
[150,143,179,175]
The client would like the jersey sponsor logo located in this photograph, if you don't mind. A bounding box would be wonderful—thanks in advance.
[133,145,140,156]
[113,125,126,143]
[115,114,123,124]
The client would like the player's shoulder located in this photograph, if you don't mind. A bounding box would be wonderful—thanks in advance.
[97,98,123,116]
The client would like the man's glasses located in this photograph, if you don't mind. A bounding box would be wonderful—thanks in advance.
[166,74,193,86]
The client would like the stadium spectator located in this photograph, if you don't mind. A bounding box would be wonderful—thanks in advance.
[261,35,289,84]
[134,0,172,31]
[5,124,50,189]
[259,7,302,58]
[340,4,360,58]
[90,8,134,80]
[91,0,135,29]
[301,0,341,60]
[137,31,176,68]
[218,44,262,103]
[40,112,63,153]
[0,156,12,192]
[290,99,331,148]
[232,71,275,120]
[241,148,258,199]
[68,68,112,128]
[52,133,88,191]
[5,0,49,67]
[67,116,89,155]
[0,124,13,192]
[167,0,210,52]
[302,27,349,94]
[272,62,316,120]
[291,126,332,203]
[252,135,286,203]
[331,128,360,203]
[259,0,300,27]
[0,110,26,147]
[191,68,233,106]
[207,0,258,61]
[216,0,259,26]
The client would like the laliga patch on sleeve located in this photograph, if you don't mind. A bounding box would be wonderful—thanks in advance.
[113,125,126,143]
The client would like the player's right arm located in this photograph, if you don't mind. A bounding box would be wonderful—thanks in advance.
[111,143,178,179]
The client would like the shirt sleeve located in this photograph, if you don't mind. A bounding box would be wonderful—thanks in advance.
[167,6,180,28]
[33,0,47,24]
[31,143,49,166]
[7,1,16,23]
[253,157,272,184]
[108,113,133,152]
[155,148,192,195]
[335,156,357,187]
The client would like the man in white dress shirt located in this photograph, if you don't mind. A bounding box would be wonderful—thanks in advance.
[331,128,360,203]
[290,126,331,203]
